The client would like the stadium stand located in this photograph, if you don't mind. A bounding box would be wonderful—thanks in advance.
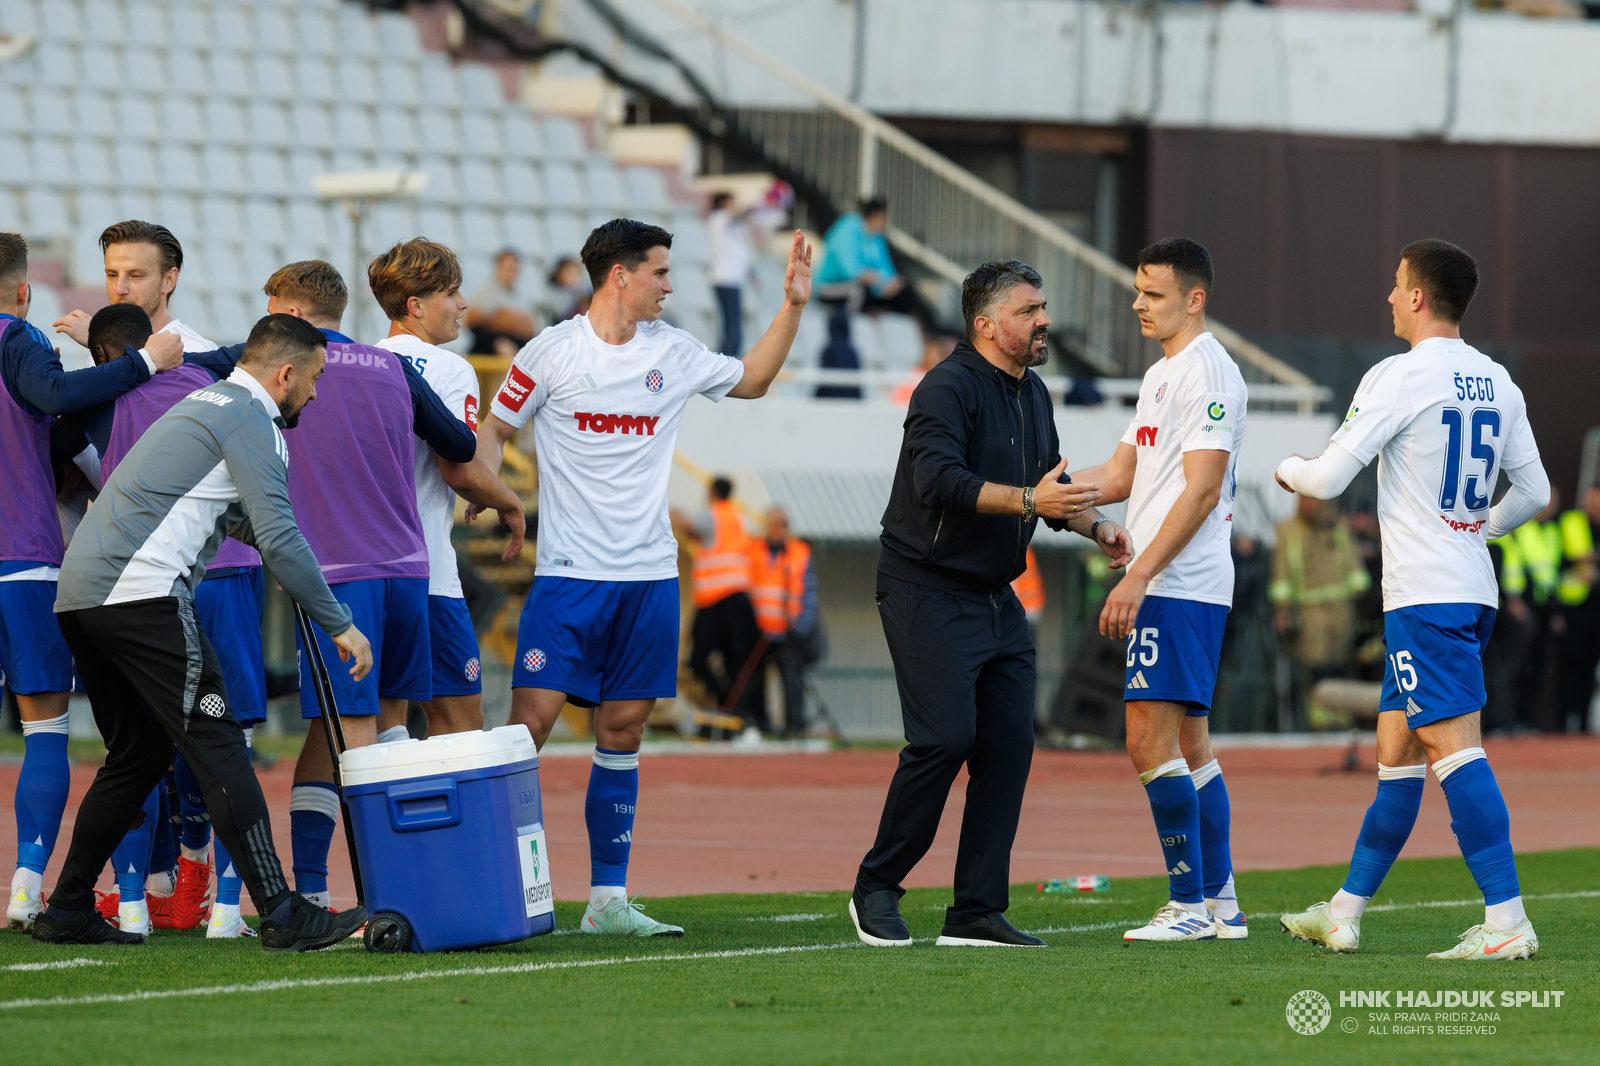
[0,0,718,352]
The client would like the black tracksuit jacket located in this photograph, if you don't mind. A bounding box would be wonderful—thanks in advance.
[878,342,1067,598]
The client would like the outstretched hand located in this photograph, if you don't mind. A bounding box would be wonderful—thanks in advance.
[53,309,91,348]
[1033,457,1101,520]
[783,230,812,308]
[1274,453,1317,493]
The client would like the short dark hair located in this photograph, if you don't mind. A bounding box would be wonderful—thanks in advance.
[1137,237,1213,294]
[581,219,673,291]
[87,303,153,363]
[860,198,887,219]
[1399,238,1478,324]
[710,477,733,501]
[367,239,463,321]
[238,313,327,371]
[961,260,1044,342]
[0,232,26,284]
[100,220,184,293]
[711,192,734,211]
[263,260,348,321]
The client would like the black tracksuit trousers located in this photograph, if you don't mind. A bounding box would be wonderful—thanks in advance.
[857,574,1036,924]
[53,598,291,916]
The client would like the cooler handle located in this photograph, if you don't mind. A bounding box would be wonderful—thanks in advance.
[385,779,461,832]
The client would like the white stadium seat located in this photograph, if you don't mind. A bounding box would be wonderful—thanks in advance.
[287,198,330,247]
[154,191,198,239]
[80,44,128,93]
[501,210,545,262]
[242,240,285,291]
[460,109,503,159]
[376,63,420,109]
[111,140,159,190]
[212,292,254,344]
[415,156,462,205]
[204,100,248,148]
[157,146,201,193]
[501,108,543,161]
[287,147,329,196]
[289,102,334,150]
[36,41,79,90]
[208,51,253,101]
[417,107,461,156]
[164,52,210,97]
[375,106,419,154]
[123,1,168,50]
[460,66,504,109]
[0,87,23,134]
[71,138,115,188]
[115,187,155,224]
[541,117,587,162]
[41,1,82,41]
[459,157,502,208]
[114,94,161,139]
[170,6,211,52]
[333,103,377,153]
[460,207,501,254]
[0,0,39,37]
[337,61,379,107]
[584,159,627,215]
[544,211,585,259]
[244,147,289,197]
[291,9,337,58]
[70,231,102,287]
[376,11,423,60]
[243,198,288,248]
[416,205,462,250]
[75,189,117,234]
[212,6,253,52]
[202,145,246,194]
[255,7,296,55]
[27,87,70,131]
[541,161,584,211]
[335,6,378,59]
[251,55,295,101]
[71,91,116,138]
[247,100,291,149]
[330,148,373,174]
[498,159,543,211]
[623,167,670,213]
[199,194,244,243]
[25,188,72,238]
[292,55,336,103]
[82,0,126,43]
[417,57,461,110]
[31,136,71,186]
[0,144,29,187]
[159,97,204,144]
[370,199,416,250]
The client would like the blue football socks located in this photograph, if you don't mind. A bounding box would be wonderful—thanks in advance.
[1192,759,1234,908]
[1140,758,1204,905]
[586,748,640,891]
[1337,764,1426,914]
[174,752,212,854]
[1435,748,1520,908]
[289,782,341,901]
[111,787,163,903]
[14,712,70,875]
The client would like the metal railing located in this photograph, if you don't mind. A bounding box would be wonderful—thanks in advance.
[637,0,1315,390]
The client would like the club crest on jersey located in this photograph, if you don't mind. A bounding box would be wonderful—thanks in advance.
[524,648,546,673]
[465,657,481,682]
[1154,382,1168,403]
[645,369,664,393]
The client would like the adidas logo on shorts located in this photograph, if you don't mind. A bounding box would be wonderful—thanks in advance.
[1128,671,1150,690]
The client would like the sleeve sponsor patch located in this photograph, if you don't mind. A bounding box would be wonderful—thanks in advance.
[497,365,535,412]
[463,394,479,431]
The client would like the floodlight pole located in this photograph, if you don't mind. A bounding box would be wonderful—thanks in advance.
[339,199,373,344]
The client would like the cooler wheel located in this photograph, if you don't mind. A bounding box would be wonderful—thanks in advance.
[364,912,413,954]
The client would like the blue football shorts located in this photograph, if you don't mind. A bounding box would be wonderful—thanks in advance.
[194,566,268,725]
[512,576,679,706]
[1380,602,1496,728]
[1123,594,1230,714]
[297,577,431,717]
[428,595,483,698]
[0,579,74,695]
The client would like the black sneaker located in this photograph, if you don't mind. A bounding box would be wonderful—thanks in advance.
[32,908,146,946]
[936,911,1045,947]
[849,887,912,946]
[260,895,369,952]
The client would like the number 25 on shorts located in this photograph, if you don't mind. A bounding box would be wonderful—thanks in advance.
[1126,627,1160,668]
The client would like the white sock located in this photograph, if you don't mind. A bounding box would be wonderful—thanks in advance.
[12,867,43,895]
[213,901,241,919]
[1173,899,1208,916]
[1328,889,1368,920]
[302,890,331,909]
[377,725,410,745]
[590,885,626,909]
[180,845,209,865]
[1205,873,1240,920]
[1484,895,1526,932]
[147,869,177,897]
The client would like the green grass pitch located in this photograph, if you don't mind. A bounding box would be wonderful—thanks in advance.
[3,849,1595,1065]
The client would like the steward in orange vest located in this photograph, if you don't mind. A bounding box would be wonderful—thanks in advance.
[749,507,820,735]
[688,477,766,732]
[1011,546,1045,623]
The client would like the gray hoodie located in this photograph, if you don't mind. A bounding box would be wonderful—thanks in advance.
[55,367,352,636]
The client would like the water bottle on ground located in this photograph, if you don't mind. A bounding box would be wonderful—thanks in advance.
[1037,875,1110,893]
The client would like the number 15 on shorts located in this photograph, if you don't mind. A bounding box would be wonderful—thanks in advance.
[1388,649,1418,691]
[1127,628,1159,667]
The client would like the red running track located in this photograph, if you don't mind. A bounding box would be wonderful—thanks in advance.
[4,736,1597,911]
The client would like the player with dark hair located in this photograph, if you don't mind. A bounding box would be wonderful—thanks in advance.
[2,233,184,931]
[38,314,370,949]
[55,220,212,353]
[475,220,813,936]
[1277,240,1549,960]
[1071,237,1253,941]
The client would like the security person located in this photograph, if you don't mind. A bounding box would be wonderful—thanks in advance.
[748,507,818,736]
[688,477,764,731]
[1555,486,1599,730]
[1270,495,1370,725]
[849,261,1132,948]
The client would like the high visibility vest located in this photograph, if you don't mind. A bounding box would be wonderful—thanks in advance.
[692,499,753,608]
[1557,509,1596,606]
[749,537,811,635]
[1269,519,1370,607]
[1493,534,1527,597]
[1012,546,1045,620]
[1513,519,1562,604]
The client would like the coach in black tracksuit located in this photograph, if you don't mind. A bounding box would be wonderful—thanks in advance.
[849,261,1133,948]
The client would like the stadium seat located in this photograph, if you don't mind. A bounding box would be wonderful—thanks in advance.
[460,109,504,159]
[204,100,248,148]
[330,148,374,174]
[154,191,198,241]
[417,56,461,110]
[81,0,126,44]
[414,156,462,206]
[176,293,215,342]
[24,187,71,238]
[291,8,337,58]
[376,63,420,109]
[247,99,291,149]
[460,65,505,109]
[212,291,254,344]
[40,0,82,41]
[289,102,334,151]
[200,194,245,244]
[243,147,289,197]
[255,7,296,55]
[241,239,284,291]
[0,87,23,134]
[501,210,545,263]
[669,210,710,265]
[459,157,502,208]
[541,117,587,162]
[584,159,627,215]
[417,107,461,156]
[337,62,379,107]
[417,205,462,250]
[31,136,71,186]
[370,199,416,250]
[164,53,210,97]
[123,1,168,50]
[27,86,70,132]
[623,167,671,214]
[212,5,251,52]
[159,95,205,145]
[0,144,29,188]
[71,138,115,189]
[333,103,377,153]
[335,5,378,59]
[498,158,543,210]
[69,231,102,287]
[544,211,585,260]
[114,93,161,139]
[242,198,289,248]
[202,145,246,193]
[71,90,116,138]
[170,7,211,52]
[115,187,155,225]
[501,108,543,161]
[209,243,247,294]
[111,140,159,190]
[287,197,330,249]
[158,144,203,193]
[0,0,39,37]
[75,188,116,234]
[376,10,423,59]
[293,55,336,103]
[80,44,127,93]
[541,161,584,211]
[460,207,501,254]
[287,148,330,197]
[375,106,419,154]
[251,54,295,101]
[36,41,79,90]
[209,51,253,101]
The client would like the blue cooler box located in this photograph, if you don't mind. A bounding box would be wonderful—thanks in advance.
[342,725,556,952]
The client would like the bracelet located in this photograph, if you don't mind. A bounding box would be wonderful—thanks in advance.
[1088,516,1108,541]
[1021,487,1035,522]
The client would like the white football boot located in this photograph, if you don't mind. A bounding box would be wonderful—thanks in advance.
[8,869,43,930]
[1426,919,1538,961]
[1123,902,1217,941]
[1280,902,1360,953]
[117,897,152,938]
[581,895,684,937]
[206,902,258,939]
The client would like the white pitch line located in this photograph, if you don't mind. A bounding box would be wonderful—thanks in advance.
[1363,888,1600,914]
[746,913,831,922]
[5,958,114,972]
[0,941,861,1011]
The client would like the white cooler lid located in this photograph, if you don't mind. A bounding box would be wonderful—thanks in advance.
[340,725,537,788]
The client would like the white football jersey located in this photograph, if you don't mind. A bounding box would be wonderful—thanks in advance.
[375,333,481,599]
[1328,337,1538,611]
[1119,331,1247,608]
[489,315,744,581]
[160,317,215,353]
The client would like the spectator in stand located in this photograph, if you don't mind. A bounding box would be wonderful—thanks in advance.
[815,198,944,341]
[1269,495,1370,727]
[1554,485,1600,731]
[708,193,754,356]
[466,249,537,356]
[748,507,821,737]
[540,256,592,324]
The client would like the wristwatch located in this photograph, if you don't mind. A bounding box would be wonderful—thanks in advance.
[1088,516,1108,541]
[1021,487,1035,522]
